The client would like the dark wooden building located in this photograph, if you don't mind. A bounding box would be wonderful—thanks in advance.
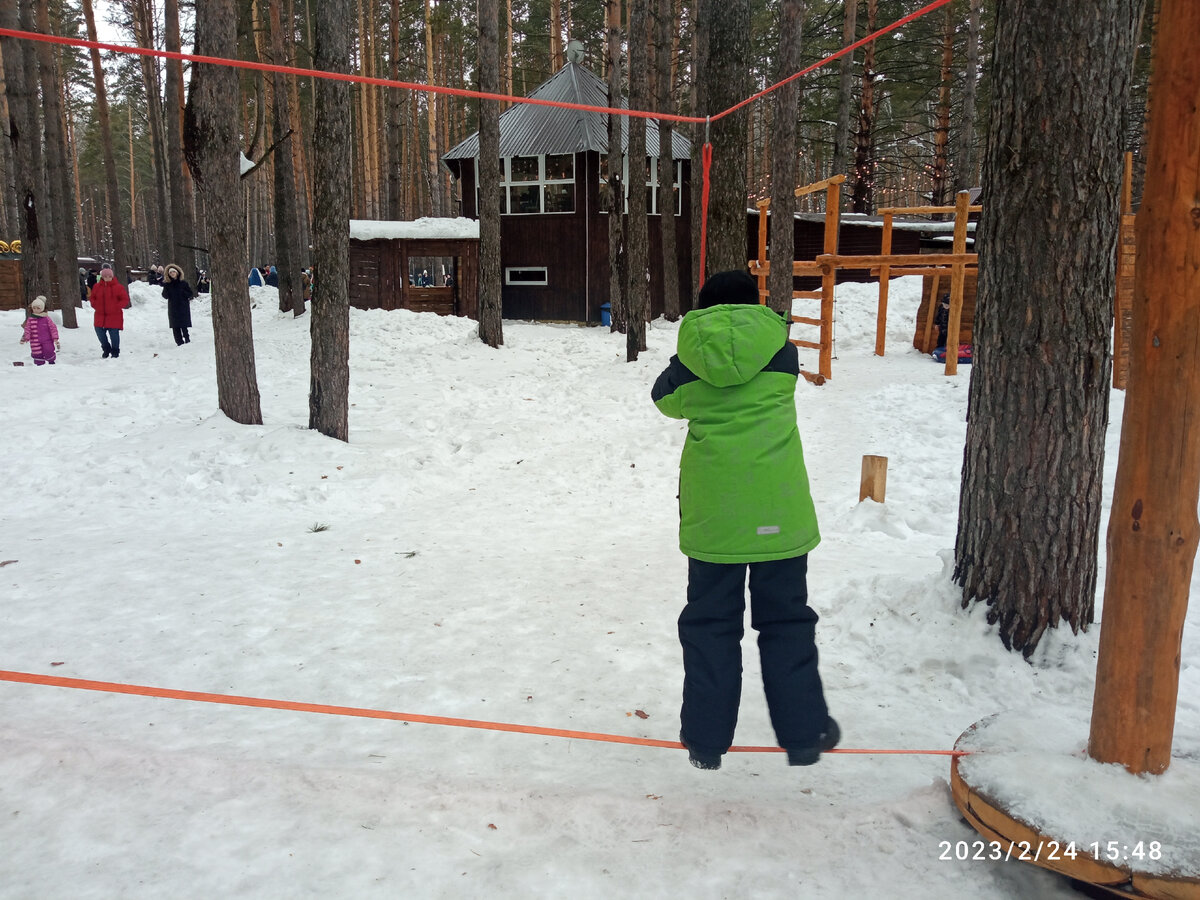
[442,59,693,323]
[348,219,479,318]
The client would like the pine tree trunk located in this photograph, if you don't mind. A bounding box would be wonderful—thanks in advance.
[0,41,15,237]
[387,0,405,218]
[424,0,441,217]
[132,0,174,264]
[954,0,1141,657]
[952,0,983,194]
[34,0,79,325]
[688,0,708,301]
[477,0,504,347]
[656,0,679,321]
[605,0,626,333]
[830,0,857,185]
[267,0,305,315]
[626,0,650,360]
[703,0,750,274]
[82,0,128,277]
[186,0,263,426]
[929,3,953,208]
[767,0,802,317]
[851,0,876,214]
[309,0,352,441]
[2,0,50,308]
[165,0,197,273]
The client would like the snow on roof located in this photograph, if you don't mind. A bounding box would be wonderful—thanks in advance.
[349,218,481,241]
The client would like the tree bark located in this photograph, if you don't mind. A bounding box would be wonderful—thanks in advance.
[35,0,79,325]
[165,0,198,273]
[830,0,857,186]
[929,3,953,208]
[477,0,503,347]
[688,0,708,301]
[702,0,750,274]
[954,0,1141,657]
[267,0,305,316]
[605,0,626,333]
[186,0,263,426]
[952,0,983,194]
[655,0,680,321]
[131,0,173,265]
[309,0,353,441]
[2,0,50,308]
[626,0,650,359]
[851,0,876,214]
[767,0,803,317]
[82,0,128,277]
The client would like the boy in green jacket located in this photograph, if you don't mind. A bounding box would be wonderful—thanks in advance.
[651,269,838,770]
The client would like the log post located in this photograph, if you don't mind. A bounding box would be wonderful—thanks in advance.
[943,190,971,376]
[859,455,888,503]
[819,179,841,380]
[1088,0,1200,775]
[875,211,893,356]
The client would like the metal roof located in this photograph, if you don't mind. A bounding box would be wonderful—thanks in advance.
[443,62,692,163]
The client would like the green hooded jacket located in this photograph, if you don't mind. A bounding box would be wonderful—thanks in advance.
[651,303,820,563]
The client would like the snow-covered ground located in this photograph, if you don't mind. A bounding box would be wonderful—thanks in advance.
[2,277,1196,898]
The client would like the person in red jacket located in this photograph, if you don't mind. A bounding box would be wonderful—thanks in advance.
[89,264,131,358]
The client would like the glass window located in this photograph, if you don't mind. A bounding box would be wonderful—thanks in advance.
[510,184,541,214]
[510,156,539,182]
[496,154,576,215]
[545,154,574,181]
[506,267,548,286]
[545,183,574,213]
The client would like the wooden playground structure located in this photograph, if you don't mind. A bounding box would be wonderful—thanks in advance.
[749,180,979,382]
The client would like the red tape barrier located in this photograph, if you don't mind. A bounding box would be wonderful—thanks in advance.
[0,669,966,758]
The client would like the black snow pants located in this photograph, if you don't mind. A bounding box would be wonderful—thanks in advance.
[678,554,828,761]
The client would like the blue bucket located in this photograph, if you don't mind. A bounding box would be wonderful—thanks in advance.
[600,303,611,327]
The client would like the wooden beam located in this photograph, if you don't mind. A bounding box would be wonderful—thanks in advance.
[793,173,847,198]
[815,252,975,268]
[1089,0,1200,776]
[876,204,982,215]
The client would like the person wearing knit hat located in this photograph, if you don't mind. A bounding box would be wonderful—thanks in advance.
[89,265,131,358]
[161,263,195,345]
[20,295,60,365]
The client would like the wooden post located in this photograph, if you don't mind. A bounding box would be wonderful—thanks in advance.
[943,190,971,376]
[1113,152,1136,390]
[755,198,770,304]
[875,211,893,356]
[859,455,887,503]
[819,179,841,380]
[1088,0,1200,776]
[921,272,942,353]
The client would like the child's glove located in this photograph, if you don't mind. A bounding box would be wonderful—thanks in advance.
[19,335,27,343]
[55,341,61,349]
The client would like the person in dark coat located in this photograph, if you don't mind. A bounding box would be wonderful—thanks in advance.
[933,293,951,350]
[162,263,195,345]
[265,265,279,287]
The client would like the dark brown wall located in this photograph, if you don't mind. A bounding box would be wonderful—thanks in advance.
[454,150,694,322]
[348,238,479,318]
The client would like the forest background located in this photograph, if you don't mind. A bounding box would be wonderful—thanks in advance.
[0,0,1156,281]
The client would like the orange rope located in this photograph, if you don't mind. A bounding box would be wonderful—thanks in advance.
[0,669,967,758]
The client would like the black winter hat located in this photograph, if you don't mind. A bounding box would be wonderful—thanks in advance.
[697,269,760,309]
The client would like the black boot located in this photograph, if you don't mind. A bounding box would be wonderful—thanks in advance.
[786,718,840,767]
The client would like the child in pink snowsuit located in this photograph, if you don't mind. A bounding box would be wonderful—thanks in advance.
[20,295,59,365]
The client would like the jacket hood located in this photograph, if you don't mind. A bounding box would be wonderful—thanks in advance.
[676,303,788,388]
